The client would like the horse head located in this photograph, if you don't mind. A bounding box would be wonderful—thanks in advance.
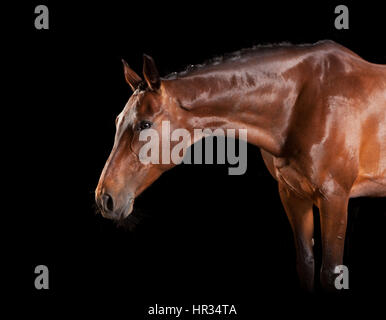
[95,55,185,220]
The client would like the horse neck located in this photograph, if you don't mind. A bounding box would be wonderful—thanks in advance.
[164,55,305,156]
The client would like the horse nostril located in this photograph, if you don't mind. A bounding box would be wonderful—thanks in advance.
[102,193,114,212]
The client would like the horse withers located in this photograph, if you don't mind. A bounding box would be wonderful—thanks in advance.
[95,40,386,291]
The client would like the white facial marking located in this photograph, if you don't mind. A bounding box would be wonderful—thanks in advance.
[116,96,139,135]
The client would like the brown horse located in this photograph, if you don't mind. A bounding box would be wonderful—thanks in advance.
[95,40,386,291]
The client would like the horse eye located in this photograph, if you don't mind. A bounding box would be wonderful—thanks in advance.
[137,120,152,131]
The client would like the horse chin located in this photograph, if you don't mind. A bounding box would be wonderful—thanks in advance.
[120,198,134,219]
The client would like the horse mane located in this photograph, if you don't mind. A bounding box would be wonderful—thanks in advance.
[163,41,329,80]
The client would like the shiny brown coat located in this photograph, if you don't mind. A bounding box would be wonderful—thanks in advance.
[96,41,386,291]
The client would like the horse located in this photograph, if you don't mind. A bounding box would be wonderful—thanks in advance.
[95,40,386,291]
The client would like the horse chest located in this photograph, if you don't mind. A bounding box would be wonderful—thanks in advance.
[273,158,315,199]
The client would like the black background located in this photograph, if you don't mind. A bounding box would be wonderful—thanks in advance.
[7,0,386,317]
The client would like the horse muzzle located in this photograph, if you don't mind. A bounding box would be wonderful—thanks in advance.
[96,191,135,220]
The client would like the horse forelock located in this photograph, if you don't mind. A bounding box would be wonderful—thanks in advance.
[133,81,148,95]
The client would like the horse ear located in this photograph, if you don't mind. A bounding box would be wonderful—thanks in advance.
[143,54,160,90]
[122,59,143,92]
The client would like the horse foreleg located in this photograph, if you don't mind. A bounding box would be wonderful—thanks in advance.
[318,194,349,291]
[278,183,315,292]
